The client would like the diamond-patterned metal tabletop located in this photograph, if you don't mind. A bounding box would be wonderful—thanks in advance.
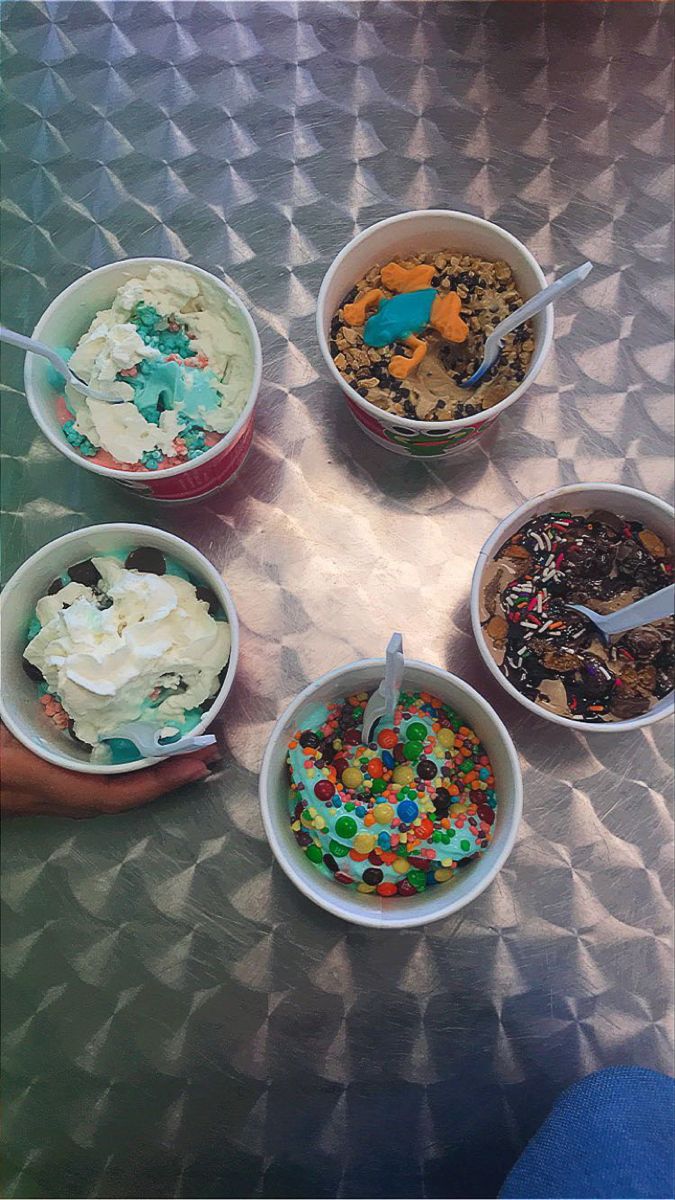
[1,3,673,1198]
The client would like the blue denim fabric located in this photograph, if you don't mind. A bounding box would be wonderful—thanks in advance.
[500,1067,675,1199]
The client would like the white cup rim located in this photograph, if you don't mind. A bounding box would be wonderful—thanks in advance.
[0,522,240,773]
[471,483,675,734]
[259,657,523,929]
[316,208,554,432]
[24,257,263,480]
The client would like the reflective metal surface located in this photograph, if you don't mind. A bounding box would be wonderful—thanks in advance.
[1,3,673,1197]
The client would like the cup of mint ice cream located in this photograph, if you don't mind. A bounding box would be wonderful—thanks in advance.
[24,259,262,502]
[0,524,239,774]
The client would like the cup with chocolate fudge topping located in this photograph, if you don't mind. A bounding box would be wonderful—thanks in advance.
[471,484,674,732]
[317,210,554,459]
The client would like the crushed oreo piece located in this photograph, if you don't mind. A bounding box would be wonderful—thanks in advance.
[125,547,166,575]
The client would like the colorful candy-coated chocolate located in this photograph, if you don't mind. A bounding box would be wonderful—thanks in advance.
[392,765,415,785]
[377,728,398,749]
[342,767,363,788]
[287,690,497,900]
[373,803,394,825]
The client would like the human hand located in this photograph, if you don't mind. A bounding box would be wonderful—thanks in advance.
[1,721,220,818]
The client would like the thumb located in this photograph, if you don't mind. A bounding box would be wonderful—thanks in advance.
[100,752,214,811]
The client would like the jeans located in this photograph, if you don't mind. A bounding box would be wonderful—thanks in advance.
[500,1067,675,1199]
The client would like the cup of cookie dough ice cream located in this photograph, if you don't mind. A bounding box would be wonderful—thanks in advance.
[317,210,553,458]
[0,524,239,773]
[259,657,522,928]
[24,259,262,501]
[472,484,674,732]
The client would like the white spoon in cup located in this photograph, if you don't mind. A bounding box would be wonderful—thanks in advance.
[361,632,405,743]
[568,584,674,645]
[104,721,217,759]
[460,261,593,388]
[0,325,124,404]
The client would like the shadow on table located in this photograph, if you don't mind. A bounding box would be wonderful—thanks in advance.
[330,388,497,504]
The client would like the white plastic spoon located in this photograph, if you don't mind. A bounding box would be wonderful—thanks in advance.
[361,632,405,743]
[107,721,216,759]
[0,325,125,404]
[460,261,593,388]
[568,584,674,644]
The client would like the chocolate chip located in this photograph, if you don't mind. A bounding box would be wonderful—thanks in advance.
[22,657,44,683]
[125,547,166,575]
[47,577,64,595]
[195,584,220,615]
[67,559,101,587]
[434,786,452,811]
[362,867,383,885]
[623,626,663,662]
[417,758,438,780]
[67,719,90,748]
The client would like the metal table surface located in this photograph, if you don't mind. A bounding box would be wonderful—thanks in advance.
[1,3,673,1198]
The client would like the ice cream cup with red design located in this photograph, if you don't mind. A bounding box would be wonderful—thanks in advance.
[24,258,262,502]
[317,209,553,459]
[259,658,522,929]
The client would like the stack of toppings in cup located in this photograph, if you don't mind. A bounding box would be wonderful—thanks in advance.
[22,547,231,764]
[330,250,534,421]
[53,264,254,472]
[482,510,674,721]
[286,690,497,897]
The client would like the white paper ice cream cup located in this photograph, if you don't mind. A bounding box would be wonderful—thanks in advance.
[259,657,522,929]
[24,258,262,502]
[0,524,239,773]
[471,483,675,733]
[317,209,553,460]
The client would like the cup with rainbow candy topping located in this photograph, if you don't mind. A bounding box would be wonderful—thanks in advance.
[317,210,553,459]
[24,258,262,502]
[259,657,522,928]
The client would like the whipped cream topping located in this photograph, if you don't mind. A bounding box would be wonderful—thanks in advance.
[25,556,230,759]
[64,265,254,464]
[75,400,182,464]
[69,319,160,397]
